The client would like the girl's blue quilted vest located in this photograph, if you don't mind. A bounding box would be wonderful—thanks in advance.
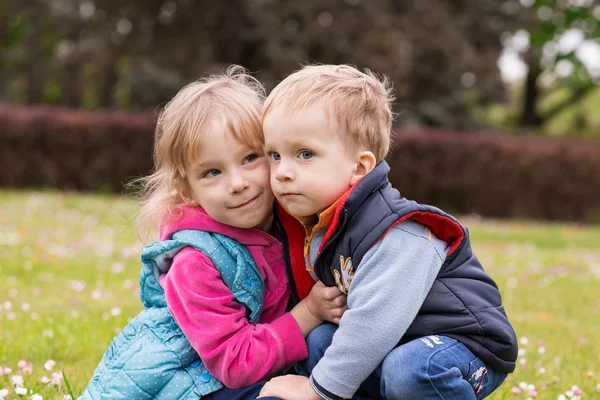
[79,230,264,399]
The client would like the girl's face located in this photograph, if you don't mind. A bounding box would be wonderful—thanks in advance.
[182,119,274,231]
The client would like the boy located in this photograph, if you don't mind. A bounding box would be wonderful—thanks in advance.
[258,65,518,400]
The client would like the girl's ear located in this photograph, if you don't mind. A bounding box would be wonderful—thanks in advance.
[177,180,199,207]
[350,151,377,186]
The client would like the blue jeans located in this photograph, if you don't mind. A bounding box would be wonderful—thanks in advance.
[202,381,282,400]
[302,323,507,400]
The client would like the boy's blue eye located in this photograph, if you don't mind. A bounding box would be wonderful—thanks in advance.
[299,150,314,160]
[270,152,281,161]
[203,169,220,178]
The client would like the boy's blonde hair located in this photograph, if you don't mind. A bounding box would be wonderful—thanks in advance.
[263,64,394,161]
[134,65,265,239]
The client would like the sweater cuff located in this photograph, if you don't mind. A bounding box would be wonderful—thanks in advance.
[270,312,308,365]
[310,375,349,400]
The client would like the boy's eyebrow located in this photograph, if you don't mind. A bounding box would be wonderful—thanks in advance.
[265,137,322,150]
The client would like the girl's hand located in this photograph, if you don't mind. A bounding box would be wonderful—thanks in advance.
[257,375,321,400]
[305,281,347,324]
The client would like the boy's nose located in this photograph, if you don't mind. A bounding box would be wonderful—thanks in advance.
[274,163,294,182]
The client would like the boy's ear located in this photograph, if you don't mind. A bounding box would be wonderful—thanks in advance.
[350,151,377,186]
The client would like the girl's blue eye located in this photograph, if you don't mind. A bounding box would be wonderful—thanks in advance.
[244,153,258,164]
[270,152,281,161]
[299,150,314,160]
[203,169,220,178]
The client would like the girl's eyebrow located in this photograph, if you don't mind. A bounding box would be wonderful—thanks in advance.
[189,160,214,172]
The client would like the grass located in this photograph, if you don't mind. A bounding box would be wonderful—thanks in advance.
[0,190,599,399]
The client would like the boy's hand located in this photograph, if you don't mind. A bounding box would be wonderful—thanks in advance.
[257,375,321,400]
[305,280,347,324]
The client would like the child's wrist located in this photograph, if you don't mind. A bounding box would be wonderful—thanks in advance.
[291,301,322,337]
[304,296,323,322]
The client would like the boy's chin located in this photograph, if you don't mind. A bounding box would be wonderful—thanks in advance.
[279,202,316,218]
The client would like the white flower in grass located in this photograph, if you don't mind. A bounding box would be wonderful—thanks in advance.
[15,386,28,395]
[91,290,102,300]
[12,374,24,386]
[558,395,566,400]
[39,377,50,384]
[0,389,8,399]
[43,360,55,371]
[111,262,124,273]
[110,307,121,316]
[51,372,62,386]
[30,394,43,400]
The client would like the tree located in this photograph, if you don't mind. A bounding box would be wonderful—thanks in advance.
[1,0,521,129]
[514,0,599,130]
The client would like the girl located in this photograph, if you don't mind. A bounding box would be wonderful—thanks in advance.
[80,66,346,400]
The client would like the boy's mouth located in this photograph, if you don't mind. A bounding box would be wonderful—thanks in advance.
[281,192,301,199]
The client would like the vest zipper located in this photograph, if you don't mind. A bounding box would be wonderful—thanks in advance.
[313,209,348,284]
[304,236,315,272]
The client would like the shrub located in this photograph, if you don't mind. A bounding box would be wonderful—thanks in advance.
[388,128,600,222]
[0,105,156,192]
[2,106,599,222]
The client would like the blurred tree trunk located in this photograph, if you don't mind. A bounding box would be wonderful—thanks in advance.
[519,48,543,129]
[98,54,120,108]
[63,62,82,107]
[24,14,44,104]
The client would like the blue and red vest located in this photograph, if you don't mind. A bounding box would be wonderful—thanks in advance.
[275,160,518,373]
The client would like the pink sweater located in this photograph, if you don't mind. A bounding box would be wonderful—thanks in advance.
[159,206,307,388]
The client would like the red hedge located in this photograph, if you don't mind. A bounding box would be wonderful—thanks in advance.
[0,105,157,192]
[389,129,600,222]
[1,105,599,222]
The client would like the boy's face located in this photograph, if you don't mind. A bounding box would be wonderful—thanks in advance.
[183,118,274,230]
[263,102,358,218]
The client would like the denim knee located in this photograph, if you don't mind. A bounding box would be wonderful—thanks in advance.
[302,323,338,375]
[379,344,431,399]
[379,336,506,400]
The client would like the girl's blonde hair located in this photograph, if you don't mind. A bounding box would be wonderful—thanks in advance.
[263,64,394,162]
[133,65,265,239]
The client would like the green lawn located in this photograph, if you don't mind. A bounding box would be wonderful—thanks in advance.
[0,190,599,399]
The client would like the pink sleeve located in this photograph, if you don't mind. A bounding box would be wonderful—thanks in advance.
[163,247,307,389]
